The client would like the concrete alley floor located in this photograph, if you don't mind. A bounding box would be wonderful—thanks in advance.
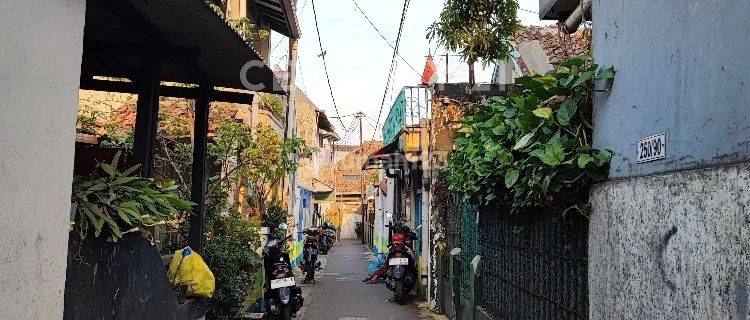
[295,239,425,320]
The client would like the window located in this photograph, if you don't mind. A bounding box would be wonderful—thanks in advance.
[343,174,361,181]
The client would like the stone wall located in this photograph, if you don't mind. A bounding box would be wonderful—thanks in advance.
[589,163,750,319]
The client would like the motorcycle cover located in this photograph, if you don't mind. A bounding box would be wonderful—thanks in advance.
[368,255,386,275]
[168,247,216,298]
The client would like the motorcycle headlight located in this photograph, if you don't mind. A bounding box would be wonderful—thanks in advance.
[278,287,291,304]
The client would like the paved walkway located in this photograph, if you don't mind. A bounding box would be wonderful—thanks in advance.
[295,239,423,320]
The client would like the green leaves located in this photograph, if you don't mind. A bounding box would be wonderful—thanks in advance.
[532,107,553,119]
[71,155,194,243]
[505,169,520,188]
[427,0,520,66]
[556,99,578,125]
[445,55,615,215]
[513,133,534,150]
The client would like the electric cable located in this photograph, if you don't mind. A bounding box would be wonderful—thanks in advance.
[311,0,346,128]
[370,0,411,141]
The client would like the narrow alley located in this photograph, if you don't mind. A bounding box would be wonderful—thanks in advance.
[297,240,423,320]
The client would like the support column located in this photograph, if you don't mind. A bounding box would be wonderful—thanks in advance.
[189,85,211,254]
[132,51,161,177]
[285,37,299,230]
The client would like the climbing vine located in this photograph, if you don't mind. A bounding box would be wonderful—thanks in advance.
[445,55,614,216]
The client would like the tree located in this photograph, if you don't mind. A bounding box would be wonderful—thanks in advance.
[427,0,520,85]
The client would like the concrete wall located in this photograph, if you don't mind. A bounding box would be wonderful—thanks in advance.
[0,0,86,318]
[589,164,750,319]
[590,1,750,318]
[592,0,750,179]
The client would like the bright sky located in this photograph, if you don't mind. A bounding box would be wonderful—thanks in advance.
[271,0,546,144]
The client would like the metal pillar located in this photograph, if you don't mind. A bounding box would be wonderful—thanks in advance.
[189,85,211,254]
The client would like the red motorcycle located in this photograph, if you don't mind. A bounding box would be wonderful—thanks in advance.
[385,223,418,305]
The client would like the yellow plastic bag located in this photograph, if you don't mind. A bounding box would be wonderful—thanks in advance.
[168,247,215,298]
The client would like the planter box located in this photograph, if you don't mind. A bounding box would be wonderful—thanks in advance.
[64,233,206,320]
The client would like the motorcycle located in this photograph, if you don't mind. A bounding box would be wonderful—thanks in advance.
[319,224,335,255]
[385,222,418,305]
[300,227,322,284]
[263,225,303,320]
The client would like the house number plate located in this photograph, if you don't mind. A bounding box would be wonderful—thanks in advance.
[637,133,666,163]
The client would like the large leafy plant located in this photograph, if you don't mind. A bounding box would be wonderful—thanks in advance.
[445,56,614,216]
[71,152,194,242]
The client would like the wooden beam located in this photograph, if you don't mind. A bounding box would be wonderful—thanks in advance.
[83,40,202,61]
[131,51,161,178]
[79,78,255,104]
[189,85,211,254]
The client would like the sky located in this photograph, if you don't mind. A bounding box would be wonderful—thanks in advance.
[270,0,547,145]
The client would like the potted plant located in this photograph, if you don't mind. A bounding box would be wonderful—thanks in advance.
[64,151,201,320]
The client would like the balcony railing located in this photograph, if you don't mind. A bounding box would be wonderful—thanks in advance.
[382,86,432,144]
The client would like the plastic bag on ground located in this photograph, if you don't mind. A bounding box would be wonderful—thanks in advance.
[168,247,216,298]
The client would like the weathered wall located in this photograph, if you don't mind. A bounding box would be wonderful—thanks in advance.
[592,0,750,179]
[0,0,86,318]
[589,163,750,319]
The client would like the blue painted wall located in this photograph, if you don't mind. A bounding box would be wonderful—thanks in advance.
[592,0,750,179]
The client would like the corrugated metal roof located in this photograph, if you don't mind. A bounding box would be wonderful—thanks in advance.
[254,0,300,39]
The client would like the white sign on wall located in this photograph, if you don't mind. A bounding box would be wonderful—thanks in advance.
[637,133,666,163]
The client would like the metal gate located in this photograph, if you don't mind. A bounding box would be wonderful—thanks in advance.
[459,200,478,299]
[478,207,589,319]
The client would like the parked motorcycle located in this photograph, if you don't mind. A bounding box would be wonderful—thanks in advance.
[319,223,336,255]
[385,222,418,305]
[300,227,322,284]
[263,225,303,320]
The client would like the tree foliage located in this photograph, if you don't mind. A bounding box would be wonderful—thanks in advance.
[445,56,615,216]
[427,0,521,65]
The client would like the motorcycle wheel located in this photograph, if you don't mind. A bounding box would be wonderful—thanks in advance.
[282,304,293,320]
[306,261,316,282]
[394,279,406,305]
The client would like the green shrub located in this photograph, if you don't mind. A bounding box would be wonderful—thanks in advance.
[71,151,193,242]
[203,215,262,320]
[445,56,615,216]
[355,222,363,238]
[262,201,289,240]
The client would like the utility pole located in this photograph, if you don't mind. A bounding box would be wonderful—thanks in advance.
[355,112,366,245]
[445,52,449,83]
[284,37,299,239]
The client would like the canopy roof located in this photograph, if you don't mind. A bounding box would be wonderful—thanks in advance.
[81,0,286,95]
[253,0,300,39]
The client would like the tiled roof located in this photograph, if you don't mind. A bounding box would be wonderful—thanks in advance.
[515,25,590,63]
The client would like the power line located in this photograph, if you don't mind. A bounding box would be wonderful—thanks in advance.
[311,0,346,128]
[371,0,410,141]
[519,7,539,14]
[351,0,421,77]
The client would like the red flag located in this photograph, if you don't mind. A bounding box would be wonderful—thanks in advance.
[421,54,437,86]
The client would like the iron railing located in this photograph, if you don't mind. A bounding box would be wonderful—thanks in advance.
[478,207,589,319]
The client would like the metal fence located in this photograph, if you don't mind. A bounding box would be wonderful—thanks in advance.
[459,201,478,299]
[478,207,589,319]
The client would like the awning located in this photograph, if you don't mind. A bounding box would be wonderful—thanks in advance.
[81,0,286,95]
[362,138,410,170]
[254,0,300,39]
